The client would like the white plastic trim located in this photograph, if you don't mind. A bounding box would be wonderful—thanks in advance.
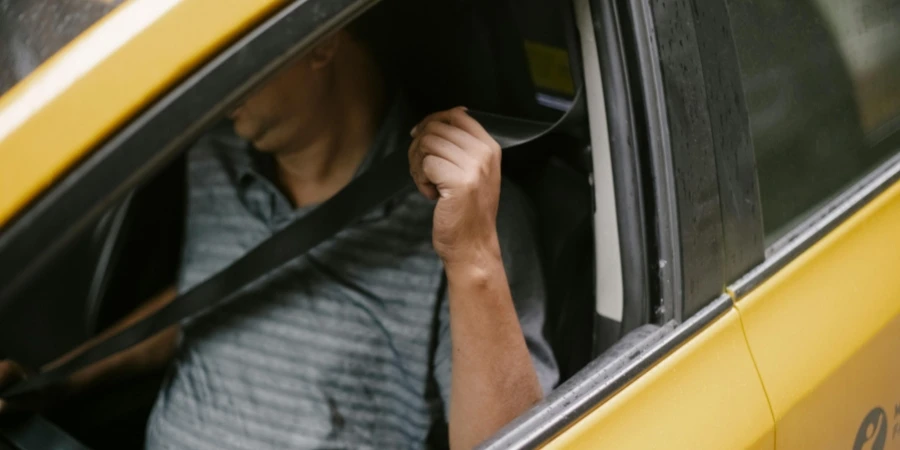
[575,0,624,322]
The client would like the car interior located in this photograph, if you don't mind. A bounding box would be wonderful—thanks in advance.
[0,0,635,448]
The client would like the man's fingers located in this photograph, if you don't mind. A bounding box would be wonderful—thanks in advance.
[418,120,487,160]
[418,133,476,170]
[411,108,500,171]
[413,107,495,145]
[409,106,501,202]
[415,180,440,201]
[408,135,438,200]
[0,361,27,388]
[446,108,495,144]
[422,155,463,191]
[410,110,446,136]
[411,175,439,201]
[410,132,476,200]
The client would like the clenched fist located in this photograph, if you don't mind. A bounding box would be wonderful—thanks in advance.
[408,107,502,268]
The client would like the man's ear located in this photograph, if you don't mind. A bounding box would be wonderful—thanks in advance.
[308,33,343,70]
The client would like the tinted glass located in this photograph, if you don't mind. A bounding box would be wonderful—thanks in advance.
[726,0,900,241]
[0,0,126,97]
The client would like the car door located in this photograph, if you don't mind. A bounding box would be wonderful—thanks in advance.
[721,0,900,448]
[0,0,798,449]
[481,0,776,448]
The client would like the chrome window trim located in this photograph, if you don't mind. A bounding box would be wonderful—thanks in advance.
[731,151,900,298]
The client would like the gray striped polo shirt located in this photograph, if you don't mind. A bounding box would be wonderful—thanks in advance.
[145,97,558,450]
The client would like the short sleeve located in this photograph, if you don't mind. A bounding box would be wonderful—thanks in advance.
[432,178,560,418]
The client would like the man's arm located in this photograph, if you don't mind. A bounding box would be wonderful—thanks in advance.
[49,286,180,396]
[443,251,544,448]
[0,286,179,412]
[409,107,545,449]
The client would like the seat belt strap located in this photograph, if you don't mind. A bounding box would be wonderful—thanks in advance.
[1,105,575,400]
[3,148,414,399]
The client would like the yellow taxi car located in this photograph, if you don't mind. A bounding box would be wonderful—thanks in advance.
[0,0,898,448]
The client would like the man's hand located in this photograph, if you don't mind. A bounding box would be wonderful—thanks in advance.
[0,360,59,414]
[408,107,503,268]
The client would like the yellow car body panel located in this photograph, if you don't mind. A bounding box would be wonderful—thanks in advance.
[0,0,285,227]
[735,179,900,449]
[542,308,775,450]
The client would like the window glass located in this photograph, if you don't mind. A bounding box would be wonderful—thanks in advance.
[726,0,900,241]
[0,0,126,97]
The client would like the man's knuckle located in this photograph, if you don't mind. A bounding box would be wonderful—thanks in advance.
[479,164,494,180]
[478,146,495,164]
[462,172,480,189]
[424,121,441,134]
[420,134,439,149]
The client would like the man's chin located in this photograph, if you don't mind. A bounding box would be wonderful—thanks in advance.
[240,131,278,153]
[232,121,286,152]
[232,123,267,149]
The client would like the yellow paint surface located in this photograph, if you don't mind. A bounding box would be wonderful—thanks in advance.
[735,178,900,449]
[0,0,285,226]
[542,308,775,450]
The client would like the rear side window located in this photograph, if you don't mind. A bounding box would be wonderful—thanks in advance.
[0,0,125,97]
[726,0,900,241]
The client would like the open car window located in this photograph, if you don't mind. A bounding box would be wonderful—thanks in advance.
[0,1,613,448]
[0,0,126,97]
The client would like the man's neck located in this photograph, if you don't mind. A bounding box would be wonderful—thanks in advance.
[274,81,386,208]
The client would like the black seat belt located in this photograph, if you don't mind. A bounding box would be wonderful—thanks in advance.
[0,105,583,401]
[2,146,415,399]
